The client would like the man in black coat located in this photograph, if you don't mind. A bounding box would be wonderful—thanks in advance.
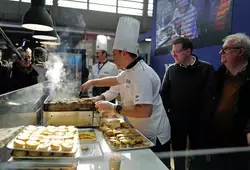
[0,47,38,95]
[160,37,214,170]
[201,33,250,170]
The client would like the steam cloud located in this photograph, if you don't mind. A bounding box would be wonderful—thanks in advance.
[44,53,80,101]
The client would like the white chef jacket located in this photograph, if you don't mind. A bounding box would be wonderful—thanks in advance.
[116,59,171,145]
[173,4,198,39]
[101,71,128,103]
[88,61,119,95]
[89,61,119,80]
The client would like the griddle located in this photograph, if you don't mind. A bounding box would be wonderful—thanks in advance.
[43,96,94,111]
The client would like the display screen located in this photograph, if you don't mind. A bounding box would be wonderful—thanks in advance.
[155,0,233,55]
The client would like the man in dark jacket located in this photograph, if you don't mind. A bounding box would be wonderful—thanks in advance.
[0,47,38,94]
[201,33,250,170]
[160,37,214,170]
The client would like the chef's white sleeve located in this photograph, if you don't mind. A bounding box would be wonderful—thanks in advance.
[133,73,153,105]
[117,71,126,84]
[102,85,120,101]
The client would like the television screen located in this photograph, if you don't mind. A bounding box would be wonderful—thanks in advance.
[155,0,233,55]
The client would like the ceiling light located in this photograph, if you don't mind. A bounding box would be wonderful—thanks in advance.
[33,28,57,40]
[22,0,54,31]
[40,34,61,46]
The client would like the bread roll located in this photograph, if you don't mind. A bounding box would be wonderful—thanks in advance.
[13,139,25,148]
[17,135,29,142]
[13,150,27,157]
[61,143,73,151]
[38,143,50,150]
[51,142,61,150]
[28,151,40,157]
[25,140,39,149]
[41,152,52,157]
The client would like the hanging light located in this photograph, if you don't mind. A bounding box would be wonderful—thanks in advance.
[33,28,57,40]
[22,0,53,31]
[40,34,61,46]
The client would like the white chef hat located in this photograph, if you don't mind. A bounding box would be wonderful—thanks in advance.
[113,16,140,55]
[96,35,108,52]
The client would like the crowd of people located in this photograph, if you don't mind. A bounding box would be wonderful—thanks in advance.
[0,47,47,95]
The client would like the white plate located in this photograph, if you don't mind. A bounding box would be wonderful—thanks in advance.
[79,142,103,160]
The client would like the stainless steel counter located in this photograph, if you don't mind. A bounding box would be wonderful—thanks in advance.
[0,129,168,170]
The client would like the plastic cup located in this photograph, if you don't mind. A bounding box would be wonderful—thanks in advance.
[109,153,121,170]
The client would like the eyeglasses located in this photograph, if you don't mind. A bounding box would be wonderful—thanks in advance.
[220,46,243,53]
[170,48,187,55]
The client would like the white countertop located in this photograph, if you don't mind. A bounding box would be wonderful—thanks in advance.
[0,129,168,170]
[78,130,169,170]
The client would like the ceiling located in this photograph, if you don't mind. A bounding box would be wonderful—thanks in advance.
[0,0,152,58]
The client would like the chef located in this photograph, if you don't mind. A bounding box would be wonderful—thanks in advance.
[81,17,171,155]
[88,35,119,97]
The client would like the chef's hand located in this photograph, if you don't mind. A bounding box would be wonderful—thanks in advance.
[95,101,115,113]
[80,80,92,92]
[247,133,250,145]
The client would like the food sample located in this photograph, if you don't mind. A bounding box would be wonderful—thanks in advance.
[81,145,88,150]
[109,139,120,149]
[28,151,40,157]
[25,140,39,149]
[17,135,29,142]
[105,129,114,137]
[64,152,75,157]
[8,125,78,159]
[13,150,27,157]
[51,142,61,150]
[61,142,73,151]
[38,143,50,151]
[121,122,130,128]
[64,139,74,145]
[78,131,96,141]
[41,152,52,157]
[13,139,25,148]
[99,120,153,150]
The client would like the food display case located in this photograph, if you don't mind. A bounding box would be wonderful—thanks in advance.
[0,81,49,128]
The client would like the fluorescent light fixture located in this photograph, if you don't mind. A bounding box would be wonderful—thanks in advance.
[145,38,151,42]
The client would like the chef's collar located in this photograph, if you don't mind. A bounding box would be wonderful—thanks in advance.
[126,57,142,69]
[98,59,108,65]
